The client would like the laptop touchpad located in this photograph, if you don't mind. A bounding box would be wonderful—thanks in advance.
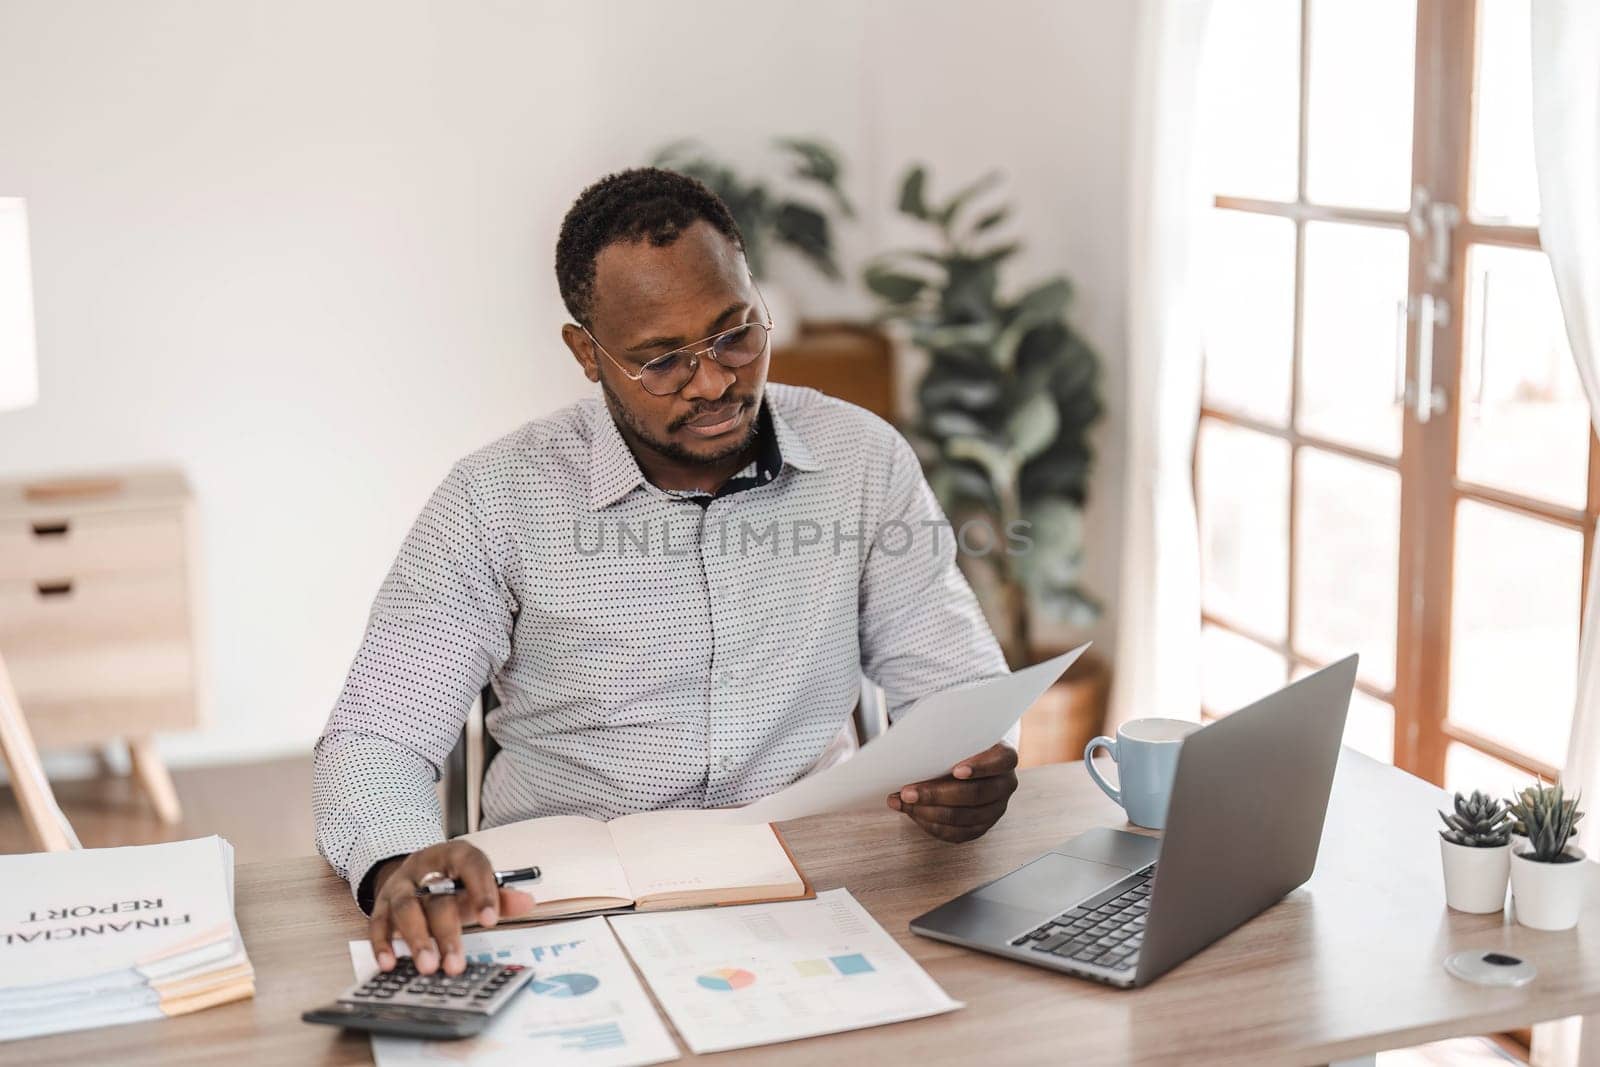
[973,853,1127,913]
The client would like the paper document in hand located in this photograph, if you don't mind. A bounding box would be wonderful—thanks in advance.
[608,888,960,1054]
[726,644,1087,824]
[349,916,678,1067]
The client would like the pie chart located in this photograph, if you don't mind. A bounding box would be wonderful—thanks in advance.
[696,967,757,992]
[530,972,599,997]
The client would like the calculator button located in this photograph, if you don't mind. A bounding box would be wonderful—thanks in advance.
[373,989,396,998]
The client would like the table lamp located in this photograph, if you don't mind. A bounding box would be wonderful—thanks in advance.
[0,195,78,850]
[1,198,114,499]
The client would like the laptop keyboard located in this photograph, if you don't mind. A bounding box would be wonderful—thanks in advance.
[1008,865,1155,973]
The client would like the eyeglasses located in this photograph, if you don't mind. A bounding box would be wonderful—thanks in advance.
[583,287,774,397]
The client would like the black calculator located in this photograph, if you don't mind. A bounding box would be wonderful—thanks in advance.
[302,957,536,1040]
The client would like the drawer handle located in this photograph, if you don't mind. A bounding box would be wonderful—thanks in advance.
[31,520,71,538]
[35,580,75,598]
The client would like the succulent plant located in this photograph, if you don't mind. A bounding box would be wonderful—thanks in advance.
[1507,781,1585,863]
[1438,790,1514,847]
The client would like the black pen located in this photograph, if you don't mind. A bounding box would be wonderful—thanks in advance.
[414,866,542,897]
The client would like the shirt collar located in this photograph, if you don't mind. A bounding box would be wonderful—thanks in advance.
[768,399,821,474]
[586,392,822,510]
[587,400,648,509]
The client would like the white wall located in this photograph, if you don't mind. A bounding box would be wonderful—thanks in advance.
[0,0,1137,768]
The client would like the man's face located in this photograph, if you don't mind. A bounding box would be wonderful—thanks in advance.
[569,220,769,466]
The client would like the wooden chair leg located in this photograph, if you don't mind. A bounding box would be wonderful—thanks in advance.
[0,650,78,851]
[127,736,181,824]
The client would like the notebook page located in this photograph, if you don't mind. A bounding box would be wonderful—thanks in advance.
[606,811,800,903]
[462,815,635,914]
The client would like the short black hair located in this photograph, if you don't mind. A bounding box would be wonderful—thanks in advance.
[555,167,745,327]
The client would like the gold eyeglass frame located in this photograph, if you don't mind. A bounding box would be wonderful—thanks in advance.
[582,279,774,397]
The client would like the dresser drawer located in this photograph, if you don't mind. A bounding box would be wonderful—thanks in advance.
[0,508,185,581]
[0,572,190,651]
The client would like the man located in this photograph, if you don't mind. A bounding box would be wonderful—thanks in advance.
[314,167,1015,979]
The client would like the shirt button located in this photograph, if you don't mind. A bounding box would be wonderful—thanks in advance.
[717,755,732,772]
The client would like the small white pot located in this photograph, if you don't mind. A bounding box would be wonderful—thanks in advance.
[1439,837,1511,913]
[1510,846,1587,931]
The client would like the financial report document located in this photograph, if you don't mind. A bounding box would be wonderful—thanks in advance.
[607,889,961,1053]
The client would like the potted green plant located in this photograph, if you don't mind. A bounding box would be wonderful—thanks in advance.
[862,165,1105,766]
[652,137,854,346]
[1507,781,1587,930]
[862,165,1103,668]
[1438,790,1513,913]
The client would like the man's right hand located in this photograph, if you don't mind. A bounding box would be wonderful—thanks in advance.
[368,841,537,976]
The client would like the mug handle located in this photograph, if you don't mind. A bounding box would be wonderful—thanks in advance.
[1084,735,1121,806]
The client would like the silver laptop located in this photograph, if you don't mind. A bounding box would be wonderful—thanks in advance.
[910,655,1357,989]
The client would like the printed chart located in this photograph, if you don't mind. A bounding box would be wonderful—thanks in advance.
[695,968,756,992]
[609,889,960,1053]
[533,973,601,998]
[349,917,678,1067]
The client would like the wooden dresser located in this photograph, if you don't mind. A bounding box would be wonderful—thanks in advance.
[0,468,204,823]
[768,322,897,422]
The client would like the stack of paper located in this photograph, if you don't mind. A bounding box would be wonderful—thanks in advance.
[0,836,254,1042]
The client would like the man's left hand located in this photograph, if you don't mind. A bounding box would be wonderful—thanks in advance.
[888,742,1019,842]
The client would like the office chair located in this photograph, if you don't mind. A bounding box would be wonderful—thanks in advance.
[441,677,889,837]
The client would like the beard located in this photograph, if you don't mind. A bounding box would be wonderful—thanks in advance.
[599,376,761,466]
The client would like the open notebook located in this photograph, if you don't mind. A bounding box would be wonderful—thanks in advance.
[463,809,811,920]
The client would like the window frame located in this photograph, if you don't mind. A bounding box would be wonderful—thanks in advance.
[1195,0,1600,787]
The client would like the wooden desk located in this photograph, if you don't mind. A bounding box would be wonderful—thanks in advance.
[19,753,1600,1065]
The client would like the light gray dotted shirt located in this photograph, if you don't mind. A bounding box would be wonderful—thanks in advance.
[313,384,1008,896]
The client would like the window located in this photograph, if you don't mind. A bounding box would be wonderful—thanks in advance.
[1194,0,1593,789]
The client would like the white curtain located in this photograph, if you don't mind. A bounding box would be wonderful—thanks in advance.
[1531,2,1600,1063]
[1109,0,1214,730]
